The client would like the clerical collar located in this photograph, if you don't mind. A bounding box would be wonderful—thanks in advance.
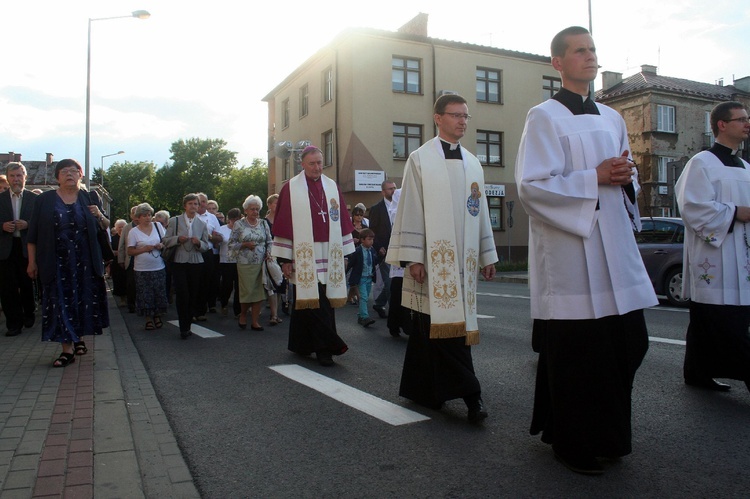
[552,87,599,116]
[709,142,744,168]
[440,139,463,160]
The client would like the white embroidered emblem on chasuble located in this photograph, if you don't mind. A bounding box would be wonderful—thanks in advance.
[328,244,345,286]
[295,243,316,289]
[465,249,478,312]
[430,239,459,310]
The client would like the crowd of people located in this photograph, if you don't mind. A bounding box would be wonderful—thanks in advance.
[5,24,750,479]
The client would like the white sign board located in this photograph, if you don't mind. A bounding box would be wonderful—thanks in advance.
[355,170,386,191]
[484,184,505,197]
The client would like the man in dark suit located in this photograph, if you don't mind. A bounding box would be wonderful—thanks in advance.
[368,180,396,318]
[0,163,38,336]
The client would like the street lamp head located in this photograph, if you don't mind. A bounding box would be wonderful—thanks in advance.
[117,150,125,155]
[132,10,150,19]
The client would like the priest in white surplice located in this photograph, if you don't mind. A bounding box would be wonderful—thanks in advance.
[516,27,657,475]
[387,94,498,423]
[675,101,750,394]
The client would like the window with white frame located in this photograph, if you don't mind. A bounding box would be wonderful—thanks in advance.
[657,105,675,132]
[322,67,333,104]
[542,76,561,101]
[476,68,501,104]
[705,110,715,147]
[323,130,333,166]
[657,156,675,183]
[299,84,309,118]
[392,57,421,94]
[393,123,422,159]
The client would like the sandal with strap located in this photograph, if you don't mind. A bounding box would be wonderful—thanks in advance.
[145,320,156,330]
[74,341,88,355]
[53,352,76,368]
[153,317,163,329]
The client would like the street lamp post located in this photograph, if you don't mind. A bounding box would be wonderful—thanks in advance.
[100,150,125,189]
[84,10,150,191]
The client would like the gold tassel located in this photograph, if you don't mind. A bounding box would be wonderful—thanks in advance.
[464,330,480,346]
[295,298,320,310]
[329,298,348,308]
[429,322,466,339]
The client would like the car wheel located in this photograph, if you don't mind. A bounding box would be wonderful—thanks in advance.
[665,267,689,307]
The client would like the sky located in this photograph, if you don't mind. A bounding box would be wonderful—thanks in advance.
[2,0,749,173]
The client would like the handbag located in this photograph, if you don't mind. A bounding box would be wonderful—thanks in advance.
[160,216,178,264]
[264,259,287,294]
[85,190,115,263]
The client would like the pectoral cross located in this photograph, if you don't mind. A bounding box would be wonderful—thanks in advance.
[318,209,327,223]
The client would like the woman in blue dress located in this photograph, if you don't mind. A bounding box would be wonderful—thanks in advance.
[27,159,110,367]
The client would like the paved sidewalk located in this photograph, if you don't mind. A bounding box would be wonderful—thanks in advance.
[0,296,199,498]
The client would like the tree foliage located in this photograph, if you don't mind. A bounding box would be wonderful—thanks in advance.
[215,158,268,215]
[98,161,156,221]
[97,138,266,220]
[149,138,238,214]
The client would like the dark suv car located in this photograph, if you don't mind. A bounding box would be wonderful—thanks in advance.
[635,217,688,307]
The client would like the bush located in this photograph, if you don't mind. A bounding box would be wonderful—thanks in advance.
[495,259,528,272]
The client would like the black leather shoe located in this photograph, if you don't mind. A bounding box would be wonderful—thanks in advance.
[317,353,334,366]
[554,452,604,475]
[467,398,488,422]
[23,315,35,328]
[180,331,193,340]
[5,328,22,337]
[373,306,388,318]
[685,378,731,391]
[389,329,401,337]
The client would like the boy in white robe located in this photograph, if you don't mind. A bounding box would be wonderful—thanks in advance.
[516,26,658,475]
[675,101,750,393]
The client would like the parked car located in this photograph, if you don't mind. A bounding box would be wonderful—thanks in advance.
[635,217,688,307]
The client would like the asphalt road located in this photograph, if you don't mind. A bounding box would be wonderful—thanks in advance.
[122,281,750,498]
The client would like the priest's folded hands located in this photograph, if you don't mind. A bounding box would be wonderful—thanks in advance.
[596,155,636,186]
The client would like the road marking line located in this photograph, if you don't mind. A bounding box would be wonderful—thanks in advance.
[649,336,686,346]
[166,320,224,338]
[270,364,430,426]
[477,292,530,300]
[477,314,494,319]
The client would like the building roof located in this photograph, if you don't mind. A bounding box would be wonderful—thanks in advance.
[598,71,748,101]
[263,27,550,101]
[0,160,58,186]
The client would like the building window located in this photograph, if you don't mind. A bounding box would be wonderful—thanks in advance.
[488,197,503,230]
[657,105,675,132]
[393,123,422,159]
[704,110,715,148]
[657,156,675,183]
[392,57,421,94]
[542,76,561,101]
[283,157,291,181]
[476,68,501,103]
[282,99,290,129]
[322,66,333,103]
[323,130,333,166]
[476,130,503,166]
[299,84,309,118]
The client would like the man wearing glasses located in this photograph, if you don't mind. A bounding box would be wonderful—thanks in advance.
[387,93,498,423]
[676,101,750,394]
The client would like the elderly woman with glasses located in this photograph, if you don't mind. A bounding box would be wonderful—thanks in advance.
[27,159,110,367]
[126,202,168,330]
[229,195,272,331]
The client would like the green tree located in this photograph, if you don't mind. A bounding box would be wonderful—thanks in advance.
[150,138,238,214]
[98,161,156,220]
[215,158,268,215]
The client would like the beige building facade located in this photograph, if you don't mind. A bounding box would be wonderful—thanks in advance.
[263,15,558,262]
[598,65,750,217]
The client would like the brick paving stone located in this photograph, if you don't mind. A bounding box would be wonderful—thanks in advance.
[36,459,65,477]
[62,483,93,499]
[5,469,37,489]
[68,440,92,453]
[67,452,92,469]
[9,454,39,471]
[40,446,67,462]
[64,466,92,486]
[32,475,64,497]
